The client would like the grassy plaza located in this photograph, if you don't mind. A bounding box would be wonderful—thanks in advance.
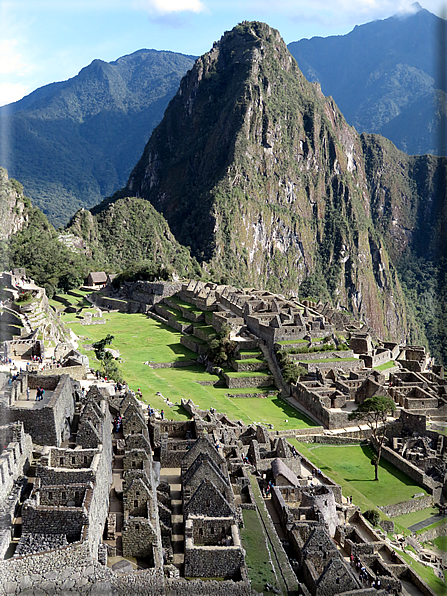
[60,307,316,431]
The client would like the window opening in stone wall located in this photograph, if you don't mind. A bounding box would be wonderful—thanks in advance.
[84,456,88,465]
[49,492,53,499]
[134,500,138,508]
[62,492,66,500]
[211,527,214,534]
[72,457,76,464]
[60,457,64,465]
[135,524,139,530]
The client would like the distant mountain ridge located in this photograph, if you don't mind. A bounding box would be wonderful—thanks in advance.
[0,49,195,227]
[287,3,447,156]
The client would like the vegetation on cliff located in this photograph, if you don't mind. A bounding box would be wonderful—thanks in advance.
[0,169,90,296]
[68,197,201,278]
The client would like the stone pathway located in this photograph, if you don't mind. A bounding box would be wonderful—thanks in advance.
[408,514,447,532]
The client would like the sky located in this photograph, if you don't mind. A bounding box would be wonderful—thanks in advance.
[0,0,446,107]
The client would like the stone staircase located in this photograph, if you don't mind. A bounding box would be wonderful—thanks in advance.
[161,468,184,572]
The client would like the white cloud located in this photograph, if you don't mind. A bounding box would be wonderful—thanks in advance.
[0,82,29,107]
[132,0,205,14]
[0,39,28,75]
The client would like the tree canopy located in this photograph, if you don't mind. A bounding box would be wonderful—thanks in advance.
[348,395,396,481]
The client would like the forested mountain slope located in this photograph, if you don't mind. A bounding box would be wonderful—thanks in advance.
[287,4,447,156]
[0,50,195,227]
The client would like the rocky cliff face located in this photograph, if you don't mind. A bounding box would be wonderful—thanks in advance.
[0,168,30,240]
[122,22,415,342]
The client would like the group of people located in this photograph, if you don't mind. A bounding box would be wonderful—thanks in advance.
[146,405,164,419]
[350,555,392,591]
[260,479,274,498]
[113,415,122,433]
[35,386,45,401]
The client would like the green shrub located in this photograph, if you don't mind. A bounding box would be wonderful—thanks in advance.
[363,509,381,526]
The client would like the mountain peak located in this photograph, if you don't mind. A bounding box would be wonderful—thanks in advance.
[394,1,423,18]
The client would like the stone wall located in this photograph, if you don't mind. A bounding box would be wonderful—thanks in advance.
[165,578,251,595]
[122,516,157,560]
[180,335,208,355]
[0,422,32,502]
[291,382,350,430]
[37,482,88,507]
[189,516,235,545]
[4,374,75,446]
[29,365,87,380]
[375,441,435,493]
[223,372,274,389]
[184,546,245,580]
[127,281,182,305]
[414,520,447,543]
[22,498,89,538]
[379,495,433,518]
[49,448,97,469]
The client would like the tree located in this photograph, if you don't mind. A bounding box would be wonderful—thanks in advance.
[207,323,237,366]
[92,334,114,360]
[348,395,396,481]
[91,334,124,383]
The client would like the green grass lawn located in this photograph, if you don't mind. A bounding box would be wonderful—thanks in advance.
[399,550,447,595]
[193,325,217,337]
[290,442,428,512]
[393,507,439,530]
[237,350,263,357]
[167,296,204,315]
[374,360,396,371]
[61,309,317,431]
[234,358,266,364]
[433,536,447,552]
[240,509,279,593]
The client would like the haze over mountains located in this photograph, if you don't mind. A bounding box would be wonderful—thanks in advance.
[0,4,444,227]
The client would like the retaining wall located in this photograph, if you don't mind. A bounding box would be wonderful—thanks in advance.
[379,495,433,518]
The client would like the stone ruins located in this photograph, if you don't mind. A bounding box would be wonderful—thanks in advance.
[0,275,445,594]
